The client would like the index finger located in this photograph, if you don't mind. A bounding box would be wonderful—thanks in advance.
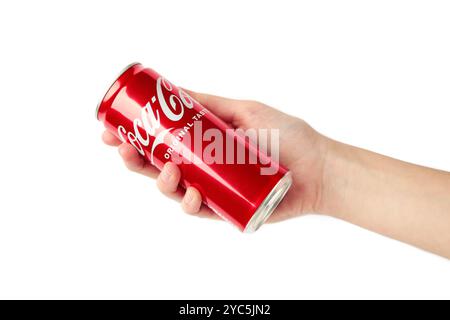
[102,130,122,146]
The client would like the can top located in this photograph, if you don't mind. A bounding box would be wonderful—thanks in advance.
[95,62,142,121]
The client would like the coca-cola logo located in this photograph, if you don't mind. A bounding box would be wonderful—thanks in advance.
[117,77,194,164]
[116,76,281,175]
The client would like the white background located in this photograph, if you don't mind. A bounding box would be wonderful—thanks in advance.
[0,0,449,299]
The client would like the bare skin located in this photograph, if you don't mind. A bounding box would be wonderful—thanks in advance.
[102,90,450,259]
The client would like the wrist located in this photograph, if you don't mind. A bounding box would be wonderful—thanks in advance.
[314,136,357,218]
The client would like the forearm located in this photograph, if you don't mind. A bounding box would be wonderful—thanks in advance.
[318,138,450,258]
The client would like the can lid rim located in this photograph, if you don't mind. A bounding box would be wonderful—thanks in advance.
[243,171,293,233]
[95,62,141,120]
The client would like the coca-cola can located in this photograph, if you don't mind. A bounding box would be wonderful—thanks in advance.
[96,63,292,232]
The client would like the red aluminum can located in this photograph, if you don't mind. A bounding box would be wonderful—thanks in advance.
[96,63,292,232]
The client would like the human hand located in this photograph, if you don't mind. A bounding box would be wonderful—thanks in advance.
[101,89,450,257]
[102,90,329,223]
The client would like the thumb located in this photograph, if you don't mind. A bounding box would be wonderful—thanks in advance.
[182,89,242,124]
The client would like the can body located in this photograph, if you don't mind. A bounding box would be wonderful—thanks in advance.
[97,63,292,232]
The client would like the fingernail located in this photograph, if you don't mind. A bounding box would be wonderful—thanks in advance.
[161,164,173,182]
[184,189,193,204]
[118,145,126,156]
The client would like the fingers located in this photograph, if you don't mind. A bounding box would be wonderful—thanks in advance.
[181,187,221,220]
[102,130,220,221]
[102,130,158,178]
[181,187,202,214]
[183,89,242,125]
[156,162,181,195]
[102,131,122,146]
[118,143,159,178]
[155,163,220,220]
